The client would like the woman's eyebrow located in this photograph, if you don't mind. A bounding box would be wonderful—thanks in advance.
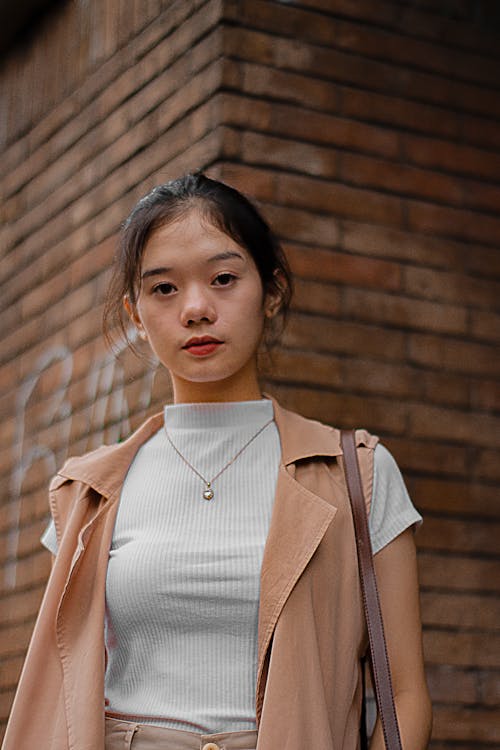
[207,251,245,263]
[141,267,172,280]
[141,251,245,279]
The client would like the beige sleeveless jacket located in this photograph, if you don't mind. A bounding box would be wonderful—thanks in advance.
[2,396,378,750]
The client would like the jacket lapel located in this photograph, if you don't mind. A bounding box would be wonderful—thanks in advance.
[256,464,337,700]
[255,397,342,717]
[56,412,165,496]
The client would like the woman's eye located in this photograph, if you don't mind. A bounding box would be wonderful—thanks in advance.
[153,282,175,295]
[213,273,236,286]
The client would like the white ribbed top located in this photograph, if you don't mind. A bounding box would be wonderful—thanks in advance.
[104,398,280,733]
[41,398,421,734]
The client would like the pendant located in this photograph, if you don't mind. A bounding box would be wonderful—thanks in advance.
[203,483,214,501]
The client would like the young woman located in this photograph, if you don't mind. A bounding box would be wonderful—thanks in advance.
[3,173,432,750]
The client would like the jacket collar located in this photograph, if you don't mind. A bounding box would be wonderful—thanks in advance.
[56,394,343,499]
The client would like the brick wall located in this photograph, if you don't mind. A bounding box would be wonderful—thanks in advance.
[1,1,499,746]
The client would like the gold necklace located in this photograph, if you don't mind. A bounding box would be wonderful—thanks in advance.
[164,417,274,500]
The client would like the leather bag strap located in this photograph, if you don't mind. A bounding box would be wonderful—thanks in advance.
[340,429,403,750]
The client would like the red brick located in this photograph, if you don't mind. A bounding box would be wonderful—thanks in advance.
[240,62,340,114]
[403,131,500,182]
[418,553,500,593]
[338,358,417,399]
[408,332,500,376]
[0,690,15,728]
[219,92,401,158]
[0,131,28,181]
[261,348,343,390]
[291,278,341,317]
[412,477,499,518]
[407,198,500,246]
[0,361,20,400]
[277,173,404,227]
[281,106,401,160]
[339,151,467,207]
[431,705,500,743]
[0,404,18,448]
[270,383,407,434]
[314,0,498,64]
[409,403,500,448]
[4,550,48,595]
[1,224,92,316]
[443,13,500,57]
[335,16,499,87]
[404,265,500,310]
[20,273,70,323]
[286,245,401,291]
[479,670,500,707]
[462,112,500,150]
[20,493,51,530]
[475,447,500,482]
[429,743,476,750]
[215,93,273,130]
[283,312,406,361]
[12,114,217,302]
[0,621,34,659]
[463,178,500,214]
[257,203,342,247]
[6,62,223,258]
[148,125,224,188]
[381,436,467,477]
[340,86,460,140]
[217,126,241,162]
[470,309,500,343]
[0,655,23,691]
[425,664,478,705]
[418,369,469,408]
[472,379,500,412]
[341,220,472,272]
[423,630,500,669]
[418,517,498,556]
[215,163,277,204]
[342,287,466,335]
[224,25,500,119]
[296,0,404,34]
[224,0,335,46]
[0,317,47,368]
[421,591,500,631]
[241,131,338,179]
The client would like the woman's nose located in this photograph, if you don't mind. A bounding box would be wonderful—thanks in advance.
[180,285,216,326]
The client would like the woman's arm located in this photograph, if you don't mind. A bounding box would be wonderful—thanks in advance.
[369,528,432,750]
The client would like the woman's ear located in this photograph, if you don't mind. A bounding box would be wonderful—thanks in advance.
[265,301,279,319]
[264,270,285,318]
[123,295,147,340]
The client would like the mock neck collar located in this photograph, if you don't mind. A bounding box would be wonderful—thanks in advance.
[163,397,274,430]
[55,395,353,500]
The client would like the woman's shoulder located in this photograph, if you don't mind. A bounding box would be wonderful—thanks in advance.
[269,396,379,462]
[272,397,377,442]
[49,411,164,493]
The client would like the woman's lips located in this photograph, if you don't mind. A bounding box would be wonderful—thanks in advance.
[184,342,223,356]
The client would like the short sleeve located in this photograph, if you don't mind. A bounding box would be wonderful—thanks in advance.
[368,443,422,555]
[41,518,58,555]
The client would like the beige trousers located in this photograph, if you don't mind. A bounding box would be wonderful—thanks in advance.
[104,717,257,750]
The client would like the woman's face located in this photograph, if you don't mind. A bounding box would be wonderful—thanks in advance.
[125,208,274,403]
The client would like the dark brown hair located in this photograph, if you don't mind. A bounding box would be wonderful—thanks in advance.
[103,172,293,355]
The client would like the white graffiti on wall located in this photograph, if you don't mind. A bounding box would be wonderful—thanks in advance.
[5,334,159,588]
